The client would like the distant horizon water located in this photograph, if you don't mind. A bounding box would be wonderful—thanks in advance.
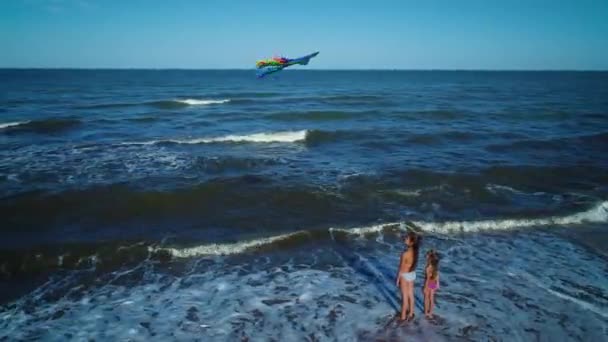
[2,67,608,71]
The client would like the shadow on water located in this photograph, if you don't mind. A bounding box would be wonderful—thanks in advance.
[332,242,429,313]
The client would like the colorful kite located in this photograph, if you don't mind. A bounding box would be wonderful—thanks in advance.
[256,51,319,78]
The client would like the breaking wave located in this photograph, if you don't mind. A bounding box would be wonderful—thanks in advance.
[155,200,608,258]
[173,99,230,106]
[0,118,81,134]
[122,130,308,145]
[117,129,492,147]
[2,200,606,278]
[150,231,313,257]
[76,98,230,110]
[411,200,608,233]
[0,121,29,129]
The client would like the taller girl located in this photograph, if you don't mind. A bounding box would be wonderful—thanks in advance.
[395,231,420,321]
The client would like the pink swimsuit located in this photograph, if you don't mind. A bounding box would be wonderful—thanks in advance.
[428,280,438,290]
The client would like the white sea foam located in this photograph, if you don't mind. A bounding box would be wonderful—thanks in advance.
[485,184,525,195]
[123,130,308,146]
[156,223,399,258]
[4,234,606,341]
[152,201,608,258]
[119,140,158,146]
[0,263,399,340]
[175,99,230,105]
[411,200,608,233]
[330,222,400,236]
[149,231,307,258]
[179,130,307,144]
[0,121,29,129]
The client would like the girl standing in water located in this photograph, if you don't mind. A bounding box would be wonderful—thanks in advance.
[424,250,440,319]
[395,231,420,321]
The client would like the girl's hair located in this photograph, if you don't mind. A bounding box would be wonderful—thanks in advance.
[427,250,440,279]
[407,231,421,272]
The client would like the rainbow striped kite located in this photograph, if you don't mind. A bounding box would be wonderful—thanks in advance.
[255,52,319,78]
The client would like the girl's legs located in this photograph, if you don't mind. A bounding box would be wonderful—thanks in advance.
[407,281,415,320]
[423,288,429,317]
[399,280,408,320]
[429,290,435,318]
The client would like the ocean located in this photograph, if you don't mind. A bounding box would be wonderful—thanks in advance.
[1,69,607,341]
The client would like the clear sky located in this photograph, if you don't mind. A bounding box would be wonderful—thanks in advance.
[1,0,607,69]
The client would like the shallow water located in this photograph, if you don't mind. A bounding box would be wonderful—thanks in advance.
[1,70,607,340]
[2,230,607,341]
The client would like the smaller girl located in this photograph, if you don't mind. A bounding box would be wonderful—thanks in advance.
[423,249,440,319]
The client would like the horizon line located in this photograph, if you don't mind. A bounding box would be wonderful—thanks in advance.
[1,67,607,72]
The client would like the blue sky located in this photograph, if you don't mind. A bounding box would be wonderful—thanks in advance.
[1,0,607,69]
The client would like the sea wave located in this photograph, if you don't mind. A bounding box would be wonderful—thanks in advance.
[410,200,608,233]
[325,94,384,100]
[223,91,279,98]
[150,231,312,257]
[486,132,608,153]
[0,121,30,129]
[271,94,389,105]
[192,156,281,173]
[390,110,469,120]
[2,201,606,277]
[404,131,477,145]
[3,166,606,232]
[76,98,230,110]
[118,128,490,147]
[154,200,608,258]
[320,94,387,103]
[174,99,230,106]
[0,118,81,134]
[75,102,138,109]
[122,130,308,145]
[265,110,374,122]
[147,99,230,109]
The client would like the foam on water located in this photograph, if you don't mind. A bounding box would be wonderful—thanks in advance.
[411,200,608,233]
[123,130,308,145]
[152,224,400,259]
[0,121,29,129]
[149,231,308,257]
[3,229,607,341]
[174,98,230,105]
[334,200,608,236]
[0,251,402,340]
[330,222,399,236]
[152,201,608,259]
[485,184,526,195]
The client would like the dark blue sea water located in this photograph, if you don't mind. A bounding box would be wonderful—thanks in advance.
[1,70,607,340]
